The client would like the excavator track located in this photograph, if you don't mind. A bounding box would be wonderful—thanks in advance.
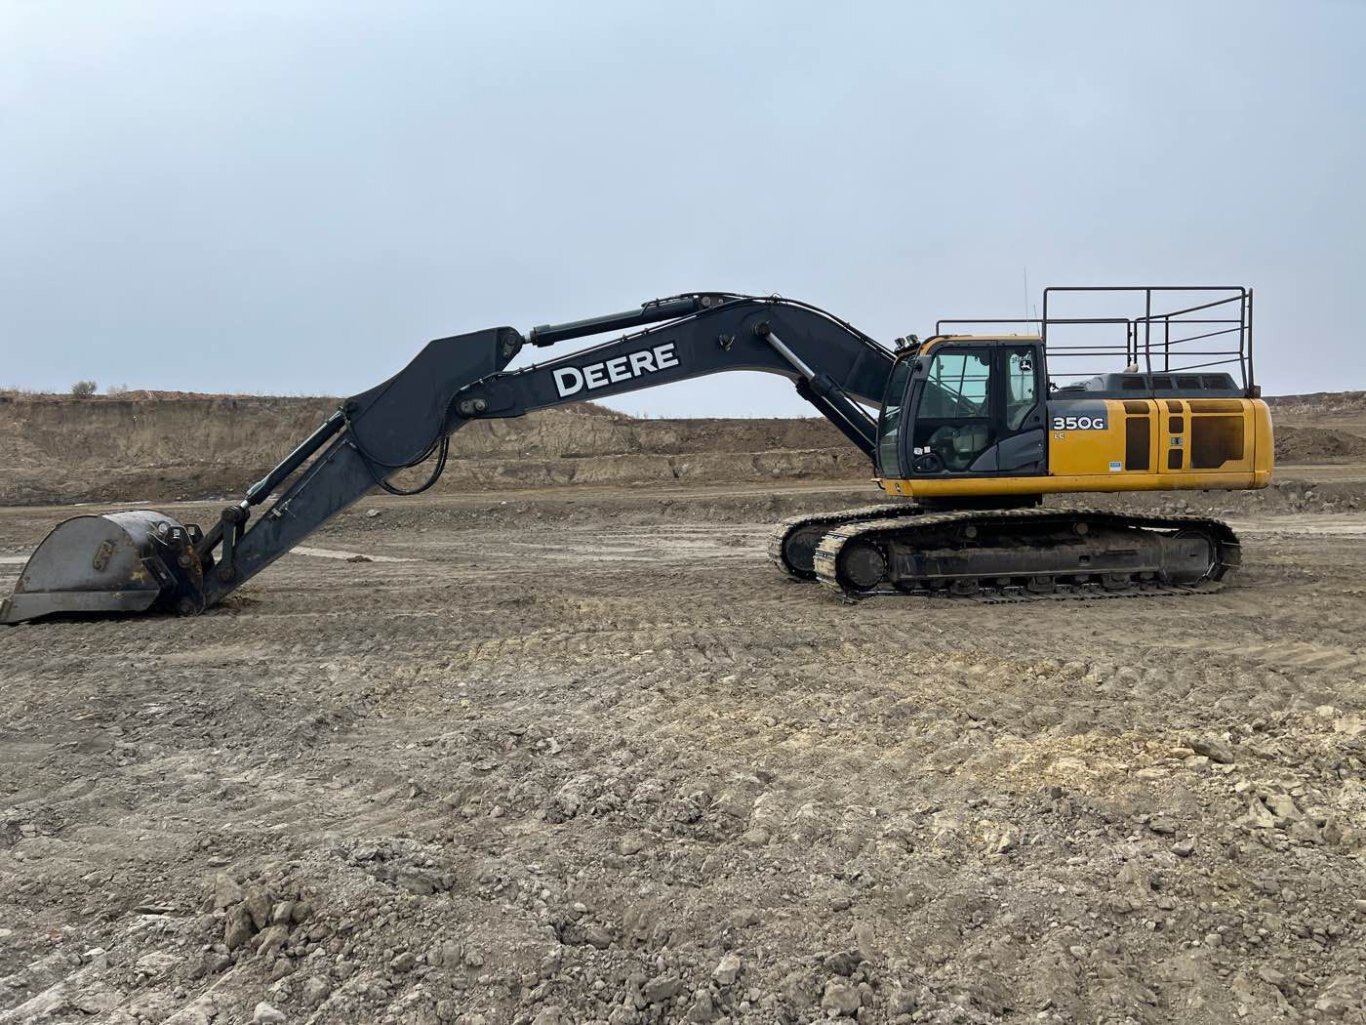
[767,502,921,580]
[810,507,1240,602]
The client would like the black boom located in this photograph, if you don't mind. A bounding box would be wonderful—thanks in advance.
[195,294,896,606]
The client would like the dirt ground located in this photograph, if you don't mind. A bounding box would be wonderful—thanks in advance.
[2,398,1366,1024]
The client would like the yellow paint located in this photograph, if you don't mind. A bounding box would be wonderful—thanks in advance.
[1047,399,1129,476]
[879,469,1263,499]
[879,398,1273,499]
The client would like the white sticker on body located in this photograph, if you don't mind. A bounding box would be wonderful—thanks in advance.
[1050,415,1108,431]
[553,342,680,398]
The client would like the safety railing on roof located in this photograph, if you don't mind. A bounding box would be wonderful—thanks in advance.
[934,286,1254,395]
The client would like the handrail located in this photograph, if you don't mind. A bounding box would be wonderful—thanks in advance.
[934,285,1254,396]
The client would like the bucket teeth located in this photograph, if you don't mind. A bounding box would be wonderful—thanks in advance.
[1,511,205,625]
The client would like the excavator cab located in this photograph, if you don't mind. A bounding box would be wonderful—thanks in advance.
[876,338,1048,484]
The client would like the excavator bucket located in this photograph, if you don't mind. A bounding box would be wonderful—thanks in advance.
[0,511,204,625]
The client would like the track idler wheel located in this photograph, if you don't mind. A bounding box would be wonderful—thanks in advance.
[778,523,830,579]
[839,540,888,592]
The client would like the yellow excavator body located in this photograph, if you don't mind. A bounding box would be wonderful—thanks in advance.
[877,335,1273,501]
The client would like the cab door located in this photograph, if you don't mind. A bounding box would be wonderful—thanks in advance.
[988,344,1047,472]
[904,342,1046,475]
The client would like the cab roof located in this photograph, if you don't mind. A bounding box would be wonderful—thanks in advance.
[930,334,1043,342]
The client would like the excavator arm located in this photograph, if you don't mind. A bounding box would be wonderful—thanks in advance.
[2,293,895,623]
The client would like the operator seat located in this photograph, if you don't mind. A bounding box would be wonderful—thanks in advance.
[927,423,990,471]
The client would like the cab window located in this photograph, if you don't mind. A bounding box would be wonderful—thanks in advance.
[913,348,993,473]
[1005,348,1038,430]
[921,352,991,418]
[876,358,913,477]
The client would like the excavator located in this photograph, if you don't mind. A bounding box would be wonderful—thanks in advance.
[1,285,1273,624]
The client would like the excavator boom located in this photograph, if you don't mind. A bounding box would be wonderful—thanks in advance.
[1,294,895,623]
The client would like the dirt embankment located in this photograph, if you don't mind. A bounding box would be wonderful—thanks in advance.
[1265,391,1366,414]
[0,395,861,506]
[1274,426,1366,464]
[1268,392,1366,463]
[3,390,1365,507]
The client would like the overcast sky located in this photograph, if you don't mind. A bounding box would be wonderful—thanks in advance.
[2,1,1363,417]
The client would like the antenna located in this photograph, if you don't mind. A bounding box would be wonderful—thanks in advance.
[1023,267,1039,329]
